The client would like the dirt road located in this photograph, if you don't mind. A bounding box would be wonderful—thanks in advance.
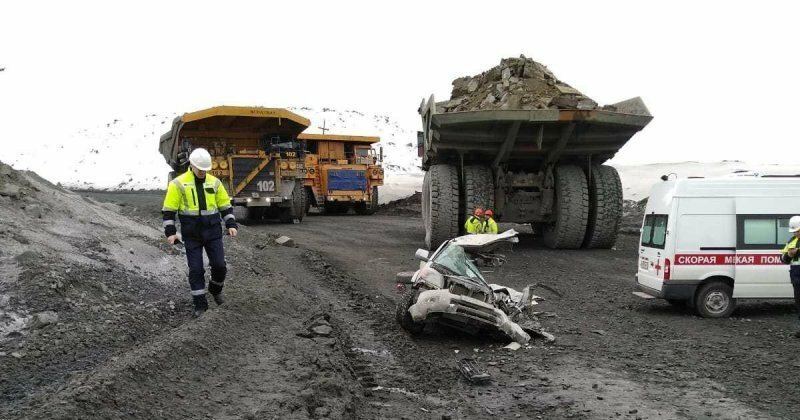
[3,189,800,419]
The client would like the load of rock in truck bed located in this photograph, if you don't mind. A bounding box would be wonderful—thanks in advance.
[436,55,619,113]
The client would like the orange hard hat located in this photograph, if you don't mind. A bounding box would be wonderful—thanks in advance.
[484,209,493,217]
[473,207,484,217]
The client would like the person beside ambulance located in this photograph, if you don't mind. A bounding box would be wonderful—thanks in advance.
[465,207,485,234]
[780,216,800,327]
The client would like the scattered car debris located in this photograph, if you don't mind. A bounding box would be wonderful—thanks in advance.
[297,313,333,338]
[395,230,555,344]
[457,359,491,384]
[504,342,522,351]
[275,236,296,247]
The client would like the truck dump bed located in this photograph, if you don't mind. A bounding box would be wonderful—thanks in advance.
[159,106,310,167]
[419,96,653,170]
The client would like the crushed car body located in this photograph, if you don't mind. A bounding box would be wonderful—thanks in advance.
[395,230,551,344]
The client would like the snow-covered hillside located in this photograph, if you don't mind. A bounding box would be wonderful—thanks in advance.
[614,161,800,201]
[6,108,800,203]
[5,107,423,199]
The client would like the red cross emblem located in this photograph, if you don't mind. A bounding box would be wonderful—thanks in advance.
[654,260,662,276]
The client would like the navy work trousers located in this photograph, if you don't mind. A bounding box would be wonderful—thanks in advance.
[184,237,227,304]
[792,266,800,319]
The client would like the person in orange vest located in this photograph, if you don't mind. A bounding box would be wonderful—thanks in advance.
[464,207,484,234]
[483,209,498,234]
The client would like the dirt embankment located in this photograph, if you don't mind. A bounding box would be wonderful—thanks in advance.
[0,162,188,414]
[377,191,421,216]
[0,163,366,419]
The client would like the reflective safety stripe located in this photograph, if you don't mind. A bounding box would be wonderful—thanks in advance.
[171,178,189,208]
[209,280,224,287]
[177,209,219,216]
[190,289,206,296]
[162,206,179,212]
[223,214,235,221]
[793,261,800,265]
[162,220,175,227]
[219,204,232,211]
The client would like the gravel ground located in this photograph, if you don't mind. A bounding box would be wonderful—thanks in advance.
[2,186,799,419]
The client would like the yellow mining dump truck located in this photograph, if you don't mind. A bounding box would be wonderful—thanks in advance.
[298,133,384,215]
[159,106,308,223]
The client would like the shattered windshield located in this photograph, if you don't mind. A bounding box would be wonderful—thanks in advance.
[431,243,487,286]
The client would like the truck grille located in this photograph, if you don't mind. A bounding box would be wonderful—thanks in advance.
[450,283,489,302]
[327,169,367,191]
[231,158,277,196]
[450,296,501,326]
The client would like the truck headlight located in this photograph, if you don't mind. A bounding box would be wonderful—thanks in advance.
[289,161,297,170]
[280,161,289,170]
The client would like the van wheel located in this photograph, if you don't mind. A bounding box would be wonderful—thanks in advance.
[695,281,736,318]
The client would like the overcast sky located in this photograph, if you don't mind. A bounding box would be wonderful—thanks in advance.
[1,0,798,166]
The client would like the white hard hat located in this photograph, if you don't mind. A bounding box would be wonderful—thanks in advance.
[189,148,212,171]
[790,216,800,233]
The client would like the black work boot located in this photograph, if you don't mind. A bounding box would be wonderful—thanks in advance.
[212,292,225,306]
[192,306,207,318]
[192,294,209,318]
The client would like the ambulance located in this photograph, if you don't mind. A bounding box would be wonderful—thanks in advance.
[633,176,800,317]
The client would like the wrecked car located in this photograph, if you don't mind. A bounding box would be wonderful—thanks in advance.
[395,230,550,344]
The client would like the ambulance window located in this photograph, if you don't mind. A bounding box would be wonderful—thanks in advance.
[778,218,791,241]
[641,214,668,249]
[743,219,776,244]
[641,216,654,245]
[737,215,794,249]
[652,216,668,246]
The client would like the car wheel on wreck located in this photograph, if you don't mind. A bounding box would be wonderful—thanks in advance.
[395,290,424,335]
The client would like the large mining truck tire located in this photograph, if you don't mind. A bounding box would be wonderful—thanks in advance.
[543,164,589,249]
[424,164,460,250]
[355,187,378,215]
[280,182,305,223]
[303,187,313,215]
[583,164,623,249]
[462,166,495,232]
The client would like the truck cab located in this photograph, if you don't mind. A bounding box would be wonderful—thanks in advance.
[298,133,384,215]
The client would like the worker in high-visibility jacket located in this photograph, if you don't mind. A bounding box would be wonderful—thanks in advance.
[782,216,800,333]
[162,148,238,317]
[483,209,498,234]
[464,207,485,234]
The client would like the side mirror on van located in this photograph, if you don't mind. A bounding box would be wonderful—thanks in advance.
[415,249,430,262]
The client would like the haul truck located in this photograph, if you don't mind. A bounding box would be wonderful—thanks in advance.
[159,106,307,224]
[418,96,653,250]
[298,133,384,215]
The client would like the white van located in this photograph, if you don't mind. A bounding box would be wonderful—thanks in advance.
[634,176,800,317]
